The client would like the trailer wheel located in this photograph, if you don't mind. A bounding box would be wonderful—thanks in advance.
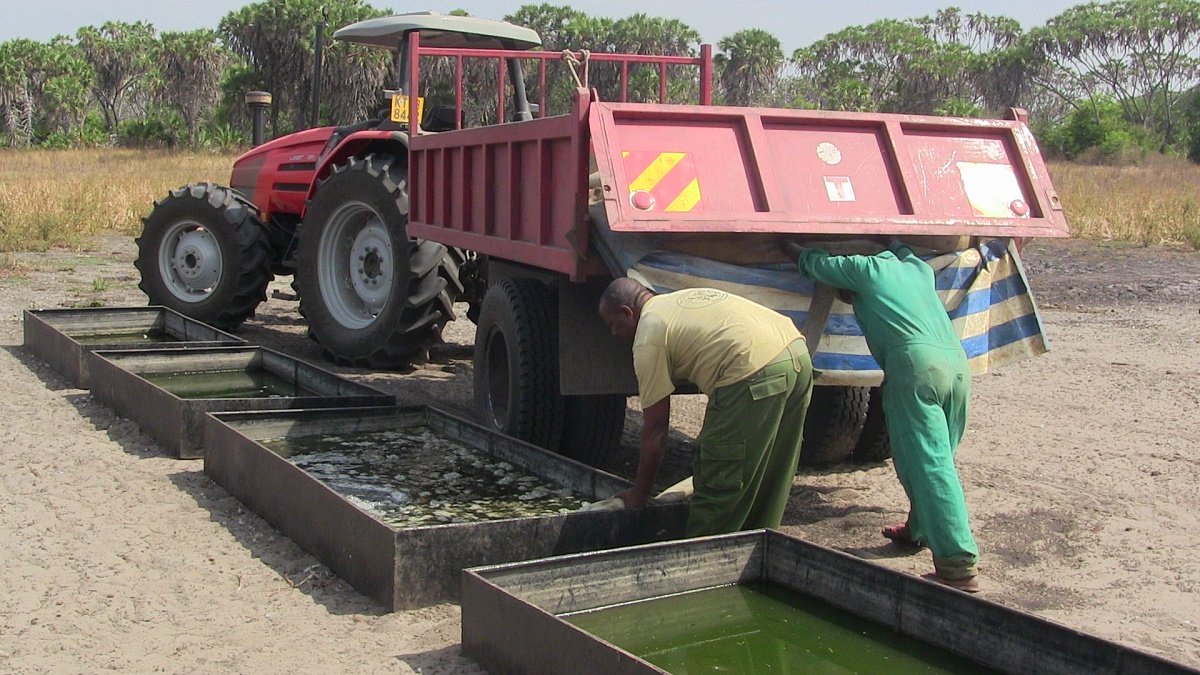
[296,154,458,368]
[558,394,627,465]
[851,386,892,463]
[473,278,565,449]
[798,385,869,466]
[135,183,272,330]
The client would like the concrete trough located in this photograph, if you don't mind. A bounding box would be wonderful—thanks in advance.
[462,529,1198,675]
[203,405,689,610]
[89,346,393,458]
[22,306,245,388]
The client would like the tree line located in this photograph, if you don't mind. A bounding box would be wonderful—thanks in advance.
[1,0,1198,162]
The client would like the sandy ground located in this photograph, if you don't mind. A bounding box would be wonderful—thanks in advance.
[1,235,1198,672]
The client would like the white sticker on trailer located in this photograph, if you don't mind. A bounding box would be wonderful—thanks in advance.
[824,176,856,202]
[957,162,1028,218]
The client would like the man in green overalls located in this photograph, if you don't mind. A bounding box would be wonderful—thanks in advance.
[598,278,813,537]
[787,241,980,592]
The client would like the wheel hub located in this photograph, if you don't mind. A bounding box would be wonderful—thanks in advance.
[348,222,392,314]
[160,223,223,302]
[318,201,396,330]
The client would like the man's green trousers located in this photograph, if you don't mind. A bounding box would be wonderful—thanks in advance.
[883,341,978,579]
[686,339,813,537]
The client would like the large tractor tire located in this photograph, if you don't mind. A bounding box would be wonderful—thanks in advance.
[296,154,459,369]
[558,394,627,466]
[851,386,893,463]
[473,278,565,449]
[798,385,870,466]
[135,183,272,330]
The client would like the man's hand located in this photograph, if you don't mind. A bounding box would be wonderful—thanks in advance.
[782,240,806,261]
[613,486,651,509]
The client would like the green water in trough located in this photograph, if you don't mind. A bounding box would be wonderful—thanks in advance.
[142,368,318,399]
[563,582,996,674]
[260,427,587,527]
[73,329,179,345]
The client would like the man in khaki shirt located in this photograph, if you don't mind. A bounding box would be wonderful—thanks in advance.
[598,278,813,536]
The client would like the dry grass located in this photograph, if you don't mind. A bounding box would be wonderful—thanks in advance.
[0,148,239,253]
[0,252,34,278]
[1049,158,1200,250]
[1,149,1197,257]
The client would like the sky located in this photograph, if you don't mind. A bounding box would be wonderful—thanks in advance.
[0,0,1083,54]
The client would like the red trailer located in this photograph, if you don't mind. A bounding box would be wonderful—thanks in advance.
[399,29,1068,465]
[137,13,1069,466]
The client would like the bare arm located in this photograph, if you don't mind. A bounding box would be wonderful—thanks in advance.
[615,397,671,508]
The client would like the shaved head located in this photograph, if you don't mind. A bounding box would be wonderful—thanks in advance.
[599,277,653,314]
[598,277,655,343]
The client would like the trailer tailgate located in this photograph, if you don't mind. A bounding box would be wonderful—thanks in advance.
[590,102,1069,239]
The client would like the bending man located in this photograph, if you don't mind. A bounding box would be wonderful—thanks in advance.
[598,279,813,537]
[788,240,980,592]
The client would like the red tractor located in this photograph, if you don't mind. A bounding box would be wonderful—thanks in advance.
[136,13,541,367]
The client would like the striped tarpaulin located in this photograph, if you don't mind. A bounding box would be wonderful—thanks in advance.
[626,239,1049,387]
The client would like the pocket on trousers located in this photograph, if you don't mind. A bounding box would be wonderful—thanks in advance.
[696,442,745,491]
[749,372,789,401]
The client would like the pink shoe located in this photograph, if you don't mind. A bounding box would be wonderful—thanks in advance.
[881,523,925,548]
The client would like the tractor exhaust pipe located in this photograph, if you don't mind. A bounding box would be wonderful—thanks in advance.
[245,91,272,147]
[310,6,328,128]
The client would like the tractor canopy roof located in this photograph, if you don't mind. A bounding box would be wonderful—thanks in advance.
[333,11,542,51]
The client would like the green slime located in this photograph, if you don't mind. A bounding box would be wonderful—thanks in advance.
[73,329,179,345]
[261,427,586,527]
[142,368,318,399]
[563,583,995,674]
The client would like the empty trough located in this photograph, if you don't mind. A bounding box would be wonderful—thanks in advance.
[22,306,245,388]
[89,346,393,458]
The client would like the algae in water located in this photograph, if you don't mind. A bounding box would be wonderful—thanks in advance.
[563,583,996,674]
[262,427,586,527]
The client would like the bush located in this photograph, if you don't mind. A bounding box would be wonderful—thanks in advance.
[39,120,110,149]
[934,97,982,118]
[117,109,185,149]
[197,123,246,153]
[1185,90,1200,164]
[1039,98,1160,163]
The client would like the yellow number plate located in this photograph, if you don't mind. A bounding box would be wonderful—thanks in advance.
[390,94,425,125]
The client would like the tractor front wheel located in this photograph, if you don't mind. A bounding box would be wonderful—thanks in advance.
[135,183,272,330]
[296,154,459,368]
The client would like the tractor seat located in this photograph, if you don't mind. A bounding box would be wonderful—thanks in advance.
[421,105,458,132]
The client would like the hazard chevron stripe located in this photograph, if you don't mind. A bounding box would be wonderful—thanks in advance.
[629,152,686,192]
[665,178,701,212]
[624,151,703,213]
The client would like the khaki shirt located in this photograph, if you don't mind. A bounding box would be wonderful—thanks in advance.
[632,288,802,407]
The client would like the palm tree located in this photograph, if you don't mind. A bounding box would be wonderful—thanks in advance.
[717,28,783,107]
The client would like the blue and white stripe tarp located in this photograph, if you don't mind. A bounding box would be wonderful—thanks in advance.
[625,239,1049,387]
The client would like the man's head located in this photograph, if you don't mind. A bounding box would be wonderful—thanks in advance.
[598,277,653,343]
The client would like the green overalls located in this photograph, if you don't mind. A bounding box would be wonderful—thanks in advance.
[796,244,978,579]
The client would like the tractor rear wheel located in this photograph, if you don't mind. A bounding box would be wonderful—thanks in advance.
[473,278,565,449]
[135,183,272,330]
[296,154,459,368]
[798,385,870,466]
